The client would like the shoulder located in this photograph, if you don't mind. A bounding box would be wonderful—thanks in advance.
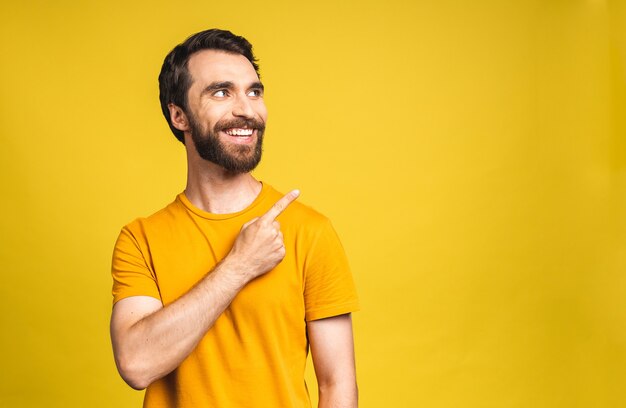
[261,184,341,251]
[119,195,186,240]
[264,184,330,228]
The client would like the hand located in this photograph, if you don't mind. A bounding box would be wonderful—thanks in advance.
[226,190,300,280]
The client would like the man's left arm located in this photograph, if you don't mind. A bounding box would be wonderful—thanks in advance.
[308,313,358,408]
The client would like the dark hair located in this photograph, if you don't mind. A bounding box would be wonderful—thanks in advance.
[158,29,260,144]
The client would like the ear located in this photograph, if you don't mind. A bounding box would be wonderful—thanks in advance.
[168,103,190,132]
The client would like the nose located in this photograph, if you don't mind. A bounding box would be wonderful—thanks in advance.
[232,94,255,119]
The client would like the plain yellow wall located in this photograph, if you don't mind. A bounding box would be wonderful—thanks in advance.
[1,0,625,406]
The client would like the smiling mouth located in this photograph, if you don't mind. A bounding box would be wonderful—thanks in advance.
[224,128,254,136]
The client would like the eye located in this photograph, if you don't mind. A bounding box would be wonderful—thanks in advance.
[213,90,228,97]
[248,89,263,97]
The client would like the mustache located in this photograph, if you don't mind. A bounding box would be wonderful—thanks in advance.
[214,118,265,133]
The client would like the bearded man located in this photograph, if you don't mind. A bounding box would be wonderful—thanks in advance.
[109,29,359,407]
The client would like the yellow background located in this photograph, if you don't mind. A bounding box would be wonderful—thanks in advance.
[1,0,625,406]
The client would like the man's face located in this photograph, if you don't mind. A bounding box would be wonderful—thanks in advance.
[184,50,268,173]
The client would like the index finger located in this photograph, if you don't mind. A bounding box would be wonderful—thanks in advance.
[261,189,300,221]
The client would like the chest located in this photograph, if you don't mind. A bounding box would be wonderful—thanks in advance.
[143,219,305,318]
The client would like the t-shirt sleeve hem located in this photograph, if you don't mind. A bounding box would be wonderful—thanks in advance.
[305,301,360,321]
[113,292,162,306]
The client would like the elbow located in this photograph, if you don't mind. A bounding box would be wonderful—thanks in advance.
[123,375,150,391]
[318,379,358,407]
[115,354,153,390]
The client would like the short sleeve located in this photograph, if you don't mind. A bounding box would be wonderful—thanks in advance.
[303,218,359,321]
[111,225,161,305]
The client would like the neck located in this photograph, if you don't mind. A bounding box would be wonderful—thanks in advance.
[184,157,262,215]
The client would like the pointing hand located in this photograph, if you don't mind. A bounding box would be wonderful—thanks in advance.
[227,190,300,280]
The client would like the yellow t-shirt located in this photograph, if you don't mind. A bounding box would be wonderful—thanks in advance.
[111,183,359,407]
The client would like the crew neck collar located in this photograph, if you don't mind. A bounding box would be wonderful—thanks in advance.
[177,182,269,220]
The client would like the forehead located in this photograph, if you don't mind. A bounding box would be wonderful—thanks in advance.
[187,49,259,87]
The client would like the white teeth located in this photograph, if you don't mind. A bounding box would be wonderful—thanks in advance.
[225,128,253,136]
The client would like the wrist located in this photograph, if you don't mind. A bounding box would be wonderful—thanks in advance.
[218,254,254,287]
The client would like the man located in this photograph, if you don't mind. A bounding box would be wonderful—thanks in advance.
[110,29,359,407]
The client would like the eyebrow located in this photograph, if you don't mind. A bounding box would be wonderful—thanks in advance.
[200,81,233,97]
[200,81,264,96]
[249,81,264,91]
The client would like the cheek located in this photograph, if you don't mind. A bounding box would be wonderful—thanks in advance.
[207,109,230,129]
[257,103,268,122]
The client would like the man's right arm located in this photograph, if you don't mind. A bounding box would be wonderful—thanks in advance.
[110,190,299,390]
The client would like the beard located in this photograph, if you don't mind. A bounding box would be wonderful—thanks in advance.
[189,113,265,174]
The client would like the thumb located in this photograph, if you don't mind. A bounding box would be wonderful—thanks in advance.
[242,217,260,229]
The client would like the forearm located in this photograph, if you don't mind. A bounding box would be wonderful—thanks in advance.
[112,257,250,389]
[318,381,358,408]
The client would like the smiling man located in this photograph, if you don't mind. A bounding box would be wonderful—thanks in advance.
[109,29,359,407]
